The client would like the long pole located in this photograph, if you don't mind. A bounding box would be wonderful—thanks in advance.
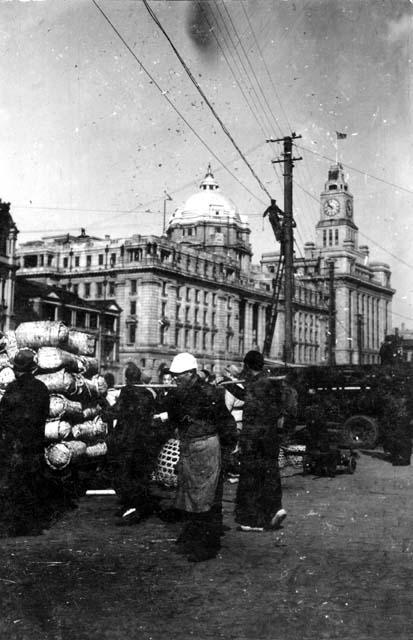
[283,137,294,363]
[269,134,301,363]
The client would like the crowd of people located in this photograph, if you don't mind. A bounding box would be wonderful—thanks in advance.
[1,346,411,563]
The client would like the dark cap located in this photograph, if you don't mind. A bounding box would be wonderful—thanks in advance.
[13,348,38,374]
[125,362,141,383]
[243,350,264,371]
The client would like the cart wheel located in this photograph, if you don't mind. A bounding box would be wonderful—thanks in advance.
[348,457,357,474]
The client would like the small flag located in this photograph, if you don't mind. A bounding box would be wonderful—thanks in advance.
[336,131,347,139]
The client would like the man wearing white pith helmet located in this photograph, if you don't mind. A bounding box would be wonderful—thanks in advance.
[158,351,237,562]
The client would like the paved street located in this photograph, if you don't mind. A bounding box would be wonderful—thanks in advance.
[0,451,412,640]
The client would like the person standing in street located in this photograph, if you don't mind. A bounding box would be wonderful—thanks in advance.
[228,350,287,532]
[158,352,237,562]
[110,362,166,525]
[0,348,51,536]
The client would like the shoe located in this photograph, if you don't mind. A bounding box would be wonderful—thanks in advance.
[116,507,142,527]
[228,477,239,484]
[270,508,287,530]
[237,525,264,532]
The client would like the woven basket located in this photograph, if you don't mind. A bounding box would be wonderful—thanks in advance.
[36,370,76,395]
[156,438,180,488]
[85,442,108,458]
[64,330,96,356]
[0,366,15,387]
[278,448,288,469]
[45,419,72,441]
[45,443,72,470]
[282,444,306,468]
[16,321,69,349]
[49,394,83,420]
[72,416,107,441]
[66,440,87,459]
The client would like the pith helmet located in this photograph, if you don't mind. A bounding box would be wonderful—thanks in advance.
[169,352,198,374]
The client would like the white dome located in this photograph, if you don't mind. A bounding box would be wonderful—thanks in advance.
[168,165,242,226]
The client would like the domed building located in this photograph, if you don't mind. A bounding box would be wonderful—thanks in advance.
[167,164,252,271]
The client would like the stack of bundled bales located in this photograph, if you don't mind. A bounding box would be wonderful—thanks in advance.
[14,321,109,472]
[0,330,19,400]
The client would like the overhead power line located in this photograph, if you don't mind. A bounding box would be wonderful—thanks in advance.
[142,0,272,200]
[91,0,267,207]
[296,142,413,197]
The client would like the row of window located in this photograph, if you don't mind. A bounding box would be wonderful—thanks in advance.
[63,252,117,269]
[69,280,116,299]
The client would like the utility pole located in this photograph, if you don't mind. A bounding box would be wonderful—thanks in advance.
[327,259,336,365]
[267,133,302,363]
[163,192,172,235]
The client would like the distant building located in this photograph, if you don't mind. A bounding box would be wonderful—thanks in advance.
[0,199,19,332]
[17,164,388,373]
[16,166,330,377]
[14,278,121,371]
[261,163,394,364]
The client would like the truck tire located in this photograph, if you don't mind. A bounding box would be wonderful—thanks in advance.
[343,415,379,449]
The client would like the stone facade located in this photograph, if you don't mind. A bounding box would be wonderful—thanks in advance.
[261,163,394,364]
[16,164,389,375]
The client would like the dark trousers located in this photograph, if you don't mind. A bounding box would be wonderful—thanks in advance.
[235,453,282,528]
[177,473,224,553]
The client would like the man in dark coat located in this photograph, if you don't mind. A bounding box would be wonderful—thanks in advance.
[111,362,166,525]
[0,348,50,536]
[228,350,287,532]
[158,352,237,562]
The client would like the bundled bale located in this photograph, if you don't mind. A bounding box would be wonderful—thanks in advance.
[73,375,108,405]
[49,394,83,421]
[82,405,102,420]
[66,440,87,459]
[37,347,85,374]
[85,442,108,458]
[64,329,96,356]
[45,442,72,470]
[78,355,99,378]
[0,352,11,370]
[0,366,15,388]
[45,419,72,441]
[155,438,180,488]
[36,370,77,396]
[16,321,69,350]
[72,416,107,442]
[91,374,108,397]
[4,330,18,360]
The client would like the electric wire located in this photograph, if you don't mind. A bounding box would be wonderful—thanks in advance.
[196,2,272,143]
[142,0,272,199]
[240,0,291,134]
[296,142,413,197]
[91,0,268,207]
[215,0,280,138]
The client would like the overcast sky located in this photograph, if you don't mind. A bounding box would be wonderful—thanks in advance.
[1,0,413,325]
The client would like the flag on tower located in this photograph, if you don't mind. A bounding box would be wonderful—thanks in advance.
[336,131,347,140]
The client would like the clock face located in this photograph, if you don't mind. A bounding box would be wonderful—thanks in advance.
[324,198,340,217]
[346,199,353,217]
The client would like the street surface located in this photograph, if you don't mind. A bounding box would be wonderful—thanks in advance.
[0,451,412,640]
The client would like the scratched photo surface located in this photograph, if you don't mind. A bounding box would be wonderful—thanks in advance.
[0,1,412,639]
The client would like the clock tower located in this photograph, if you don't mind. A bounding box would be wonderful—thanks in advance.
[316,162,358,251]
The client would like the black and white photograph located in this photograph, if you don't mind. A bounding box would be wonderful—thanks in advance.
[0,1,412,638]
